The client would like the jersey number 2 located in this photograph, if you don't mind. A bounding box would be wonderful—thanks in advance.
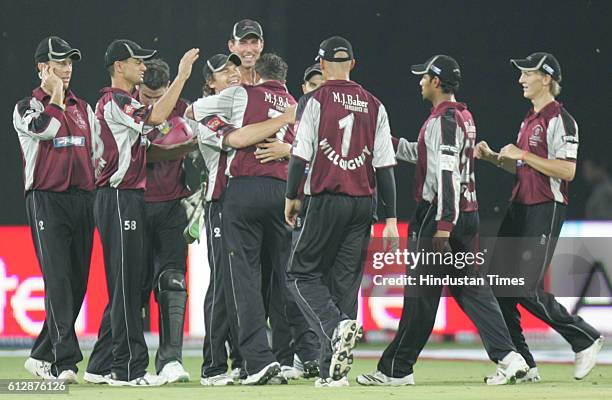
[268,109,289,141]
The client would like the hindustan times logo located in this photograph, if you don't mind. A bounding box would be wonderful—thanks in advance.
[372,249,486,270]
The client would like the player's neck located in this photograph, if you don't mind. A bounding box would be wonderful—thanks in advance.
[531,91,555,113]
[431,93,455,108]
[240,67,257,85]
[111,76,135,94]
[323,72,350,81]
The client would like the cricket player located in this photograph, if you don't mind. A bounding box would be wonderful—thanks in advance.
[191,53,298,386]
[357,55,529,387]
[285,36,399,387]
[475,52,604,381]
[85,39,198,387]
[15,36,96,384]
[189,53,315,385]
[227,20,308,380]
[228,19,264,85]
[302,63,324,94]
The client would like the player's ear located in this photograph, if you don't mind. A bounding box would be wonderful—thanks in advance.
[433,75,441,88]
[349,59,356,71]
[228,39,235,53]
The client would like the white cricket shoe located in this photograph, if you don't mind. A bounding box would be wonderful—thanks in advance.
[575,336,604,380]
[516,367,541,383]
[56,370,78,384]
[84,372,111,384]
[356,370,415,386]
[315,376,349,387]
[108,372,167,387]
[200,373,234,386]
[159,361,190,383]
[485,351,529,385]
[329,319,362,380]
[24,357,53,379]
[241,362,281,385]
[280,365,303,380]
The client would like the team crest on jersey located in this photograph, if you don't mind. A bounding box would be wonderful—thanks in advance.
[529,124,544,147]
[123,103,136,116]
[205,116,226,132]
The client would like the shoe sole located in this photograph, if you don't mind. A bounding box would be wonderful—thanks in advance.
[83,373,110,384]
[356,375,414,386]
[330,321,363,380]
[242,364,281,385]
[200,379,234,386]
[575,337,604,380]
[166,375,190,384]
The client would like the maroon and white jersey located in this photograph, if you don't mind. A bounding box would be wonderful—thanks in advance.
[411,101,478,232]
[188,114,237,202]
[511,101,578,205]
[292,80,396,196]
[13,87,97,192]
[144,99,192,202]
[94,87,151,190]
[191,81,296,180]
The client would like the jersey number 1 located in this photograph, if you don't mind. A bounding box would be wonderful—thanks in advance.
[339,113,355,157]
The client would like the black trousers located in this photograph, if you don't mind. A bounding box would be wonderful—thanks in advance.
[222,176,313,375]
[143,199,188,373]
[26,190,94,376]
[494,201,601,368]
[87,188,148,382]
[287,194,373,379]
[202,200,242,377]
[377,202,516,378]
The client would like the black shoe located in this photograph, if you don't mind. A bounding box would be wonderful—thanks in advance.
[302,360,320,379]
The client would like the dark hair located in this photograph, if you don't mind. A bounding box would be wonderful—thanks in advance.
[143,58,170,90]
[202,79,215,96]
[106,64,115,77]
[255,53,288,82]
[425,73,459,94]
[440,80,460,94]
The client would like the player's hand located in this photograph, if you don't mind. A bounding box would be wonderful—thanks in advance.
[498,144,523,161]
[41,65,63,95]
[255,138,291,163]
[432,230,452,254]
[474,140,494,160]
[382,218,400,251]
[177,48,200,82]
[285,198,302,228]
[280,104,297,124]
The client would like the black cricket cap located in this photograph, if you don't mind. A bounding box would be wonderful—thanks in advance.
[104,39,157,67]
[203,53,242,80]
[232,19,263,40]
[315,36,354,62]
[510,52,562,82]
[303,63,322,82]
[411,55,461,85]
[35,36,81,63]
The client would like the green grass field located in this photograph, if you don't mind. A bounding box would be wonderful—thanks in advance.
[1,355,610,400]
